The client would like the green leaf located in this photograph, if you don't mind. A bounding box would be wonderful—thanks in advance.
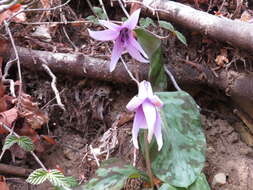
[26,168,49,185]
[93,7,107,20]
[175,31,187,46]
[188,173,210,190]
[135,28,167,91]
[86,15,98,24]
[158,173,210,190]
[3,135,18,150]
[80,158,148,190]
[140,17,156,28]
[158,21,175,32]
[141,91,206,188]
[17,136,34,151]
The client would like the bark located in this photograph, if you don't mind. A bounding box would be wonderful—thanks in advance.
[117,0,253,53]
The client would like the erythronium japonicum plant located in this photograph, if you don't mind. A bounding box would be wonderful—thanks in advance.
[88,9,149,72]
[127,80,163,151]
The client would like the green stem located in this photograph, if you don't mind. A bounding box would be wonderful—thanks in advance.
[144,130,154,189]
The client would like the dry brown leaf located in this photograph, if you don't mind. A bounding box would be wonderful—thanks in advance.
[215,49,229,67]
[0,107,18,134]
[0,176,9,190]
[240,11,253,22]
[0,4,26,25]
[18,93,48,129]
[41,135,57,145]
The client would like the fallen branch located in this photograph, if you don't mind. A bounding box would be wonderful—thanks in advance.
[120,0,253,52]
[0,43,253,144]
[0,163,32,177]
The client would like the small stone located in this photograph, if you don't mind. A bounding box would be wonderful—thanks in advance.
[212,173,227,186]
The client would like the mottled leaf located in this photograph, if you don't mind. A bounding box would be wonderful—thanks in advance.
[175,31,187,46]
[135,28,167,91]
[158,20,175,32]
[140,17,156,28]
[141,91,206,187]
[80,158,148,190]
[158,173,210,190]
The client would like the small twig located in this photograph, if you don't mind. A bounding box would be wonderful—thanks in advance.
[121,57,139,85]
[164,65,182,91]
[4,21,22,105]
[118,0,130,17]
[42,64,65,110]
[0,123,47,170]
[5,0,72,24]
[89,145,100,167]
[85,0,96,16]
[41,89,65,110]
[2,60,16,97]
[99,0,109,20]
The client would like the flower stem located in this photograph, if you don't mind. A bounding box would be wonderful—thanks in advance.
[144,130,154,189]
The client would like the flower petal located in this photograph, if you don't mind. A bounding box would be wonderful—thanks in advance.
[126,43,149,63]
[129,35,148,58]
[99,20,121,31]
[154,113,163,151]
[149,95,163,108]
[126,96,143,111]
[142,101,157,142]
[110,38,124,72]
[138,81,152,99]
[88,29,119,41]
[132,107,147,149]
[123,9,141,30]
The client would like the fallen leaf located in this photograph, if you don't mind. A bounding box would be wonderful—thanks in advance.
[0,176,9,190]
[215,48,229,67]
[0,107,18,134]
[41,135,57,145]
[0,4,26,24]
[18,92,48,129]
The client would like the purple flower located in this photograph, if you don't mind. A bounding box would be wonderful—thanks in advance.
[126,81,163,151]
[88,9,149,72]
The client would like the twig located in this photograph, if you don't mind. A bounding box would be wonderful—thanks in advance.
[42,64,65,110]
[3,60,16,97]
[0,0,18,13]
[0,123,47,170]
[5,0,72,24]
[164,66,182,91]
[0,163,32,177]
[118,0,130,17]
[89,145,100,167]
[85,0,96,16]
[4,21,22,105]
[99,0,109,20]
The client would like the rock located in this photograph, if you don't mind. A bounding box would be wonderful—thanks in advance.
[212,173,227,186]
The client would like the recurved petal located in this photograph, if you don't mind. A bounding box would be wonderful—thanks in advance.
[138,80,151,99]
[149,95,163,108]
[88,29,119,41]
[99,20,121,31]
[123,9,141,30]
[132,107,147,149]
[126,44,149,63]
[142,101,157,143]
[129,35,148,58]
[126,96,143,111]
[154,112,163,151]
[110,38,124,72]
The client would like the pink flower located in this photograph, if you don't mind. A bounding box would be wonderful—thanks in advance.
[88,9,149,72]
[126,81,163,151]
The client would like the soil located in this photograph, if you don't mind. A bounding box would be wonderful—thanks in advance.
[1,0,253,190]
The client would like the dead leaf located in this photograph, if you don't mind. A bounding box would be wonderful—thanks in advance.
[0,176,9,190]
[215,49,229,67]
[240,11,253,23]
[18,93,48,129]
[0,107,18,134]
[41,135,57,145]
[0,4,26,25]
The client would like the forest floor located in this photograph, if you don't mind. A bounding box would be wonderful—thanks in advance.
[1,0,253,190]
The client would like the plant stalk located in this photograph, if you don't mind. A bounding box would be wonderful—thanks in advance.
[144,130,154,189]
